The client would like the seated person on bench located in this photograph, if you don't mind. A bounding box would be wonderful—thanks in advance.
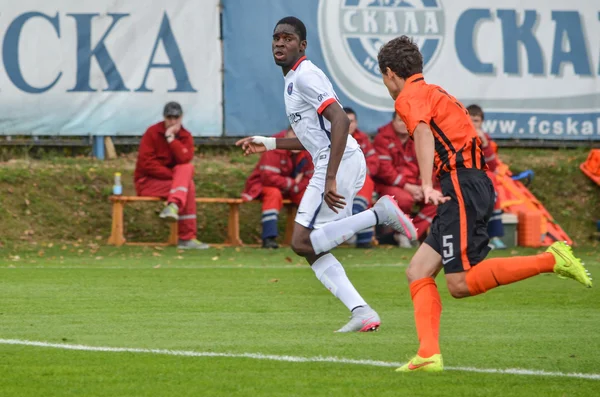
[134,101,208,250]
[344,107,379,248]
[241,127,314,249]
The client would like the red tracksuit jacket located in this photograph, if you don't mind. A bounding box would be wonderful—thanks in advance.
[134,122,194,182]
[242,132,314,201]
[481,133,498,173]
[352,129,379,176]
[372,122,419,188]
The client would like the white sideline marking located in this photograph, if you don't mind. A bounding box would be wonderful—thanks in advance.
[0,263,406,270]
[1,339,598,380]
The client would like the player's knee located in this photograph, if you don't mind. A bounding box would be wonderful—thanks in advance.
[448,288,469,299]
[263,187,283,200]
[447,282,470,299]
[290,240,303,256]
[174,163,193,171]
[291,236,311,257]
[405,263,423,283]
[407,255,430,279]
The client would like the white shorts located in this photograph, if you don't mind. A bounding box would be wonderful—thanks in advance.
[296,148,366,229]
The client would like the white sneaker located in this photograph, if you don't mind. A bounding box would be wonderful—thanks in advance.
[159,203,179,222]
[395,233,413,248]
[372,195,417,242]
[488,237,507,250]
[177,239,210,250]
[335,305,381,333]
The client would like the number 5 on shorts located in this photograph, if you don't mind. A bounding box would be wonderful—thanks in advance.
[442,235,454,259]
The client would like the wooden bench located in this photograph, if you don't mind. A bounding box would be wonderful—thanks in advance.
[107,196,296,247]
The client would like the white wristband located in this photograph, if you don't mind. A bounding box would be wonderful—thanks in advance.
[251,136,276,151]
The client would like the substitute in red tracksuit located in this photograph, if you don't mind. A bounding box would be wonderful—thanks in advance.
[134,102,206,249]
[344,107,379,248]
[373,113,437,241]
[242,129,314,249]
[467,104,505,249]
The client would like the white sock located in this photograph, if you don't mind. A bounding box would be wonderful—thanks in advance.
[310,210,377,254]
[311,253,367,311]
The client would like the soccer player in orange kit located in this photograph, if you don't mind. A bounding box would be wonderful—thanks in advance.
[376,36,592,372]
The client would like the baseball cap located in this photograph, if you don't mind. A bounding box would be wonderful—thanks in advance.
[163,101,183,117]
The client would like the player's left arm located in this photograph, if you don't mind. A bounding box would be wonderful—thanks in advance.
[292,71,348,211]
[322,102,349,182]
[321,102,350,212]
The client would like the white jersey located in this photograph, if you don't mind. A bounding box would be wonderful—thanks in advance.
[283,57,359,161]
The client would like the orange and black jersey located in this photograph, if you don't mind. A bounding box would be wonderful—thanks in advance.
[395,74,486,177]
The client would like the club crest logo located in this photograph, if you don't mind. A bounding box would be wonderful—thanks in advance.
[287,82,294,95]
[318,0,445,110]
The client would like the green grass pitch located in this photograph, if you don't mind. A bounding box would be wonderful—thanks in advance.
[0,246,598,396]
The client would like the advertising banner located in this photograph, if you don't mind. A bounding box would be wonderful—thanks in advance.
[0,0,222,136]
[223,0,600,140]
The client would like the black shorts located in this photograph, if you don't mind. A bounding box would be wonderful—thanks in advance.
[424,169,495,274]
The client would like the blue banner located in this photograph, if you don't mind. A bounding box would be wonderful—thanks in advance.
[223,0,600,140]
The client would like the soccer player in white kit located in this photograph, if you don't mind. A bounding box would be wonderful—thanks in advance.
[236,17,417,332]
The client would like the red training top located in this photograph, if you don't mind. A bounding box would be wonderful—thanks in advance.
[352,129,379,177]
[134,122,194,182]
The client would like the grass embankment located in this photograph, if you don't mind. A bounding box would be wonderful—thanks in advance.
[0,147,598,248]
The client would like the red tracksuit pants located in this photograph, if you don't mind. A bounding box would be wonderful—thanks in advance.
[261,186,304,239]
[355,174,374,208]
[135,163,196,240]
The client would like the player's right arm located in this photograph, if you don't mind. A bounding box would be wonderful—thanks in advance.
[413,122,435,191]
[413,123,449,205]
[396,91,448,206]
[276,137,305,150]
[235,136,304,155]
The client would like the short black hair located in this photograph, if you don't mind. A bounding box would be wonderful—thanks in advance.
[343,107,356,117]
[377,35,423,79]
[467,104,484,120]
[275,16,307,41]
